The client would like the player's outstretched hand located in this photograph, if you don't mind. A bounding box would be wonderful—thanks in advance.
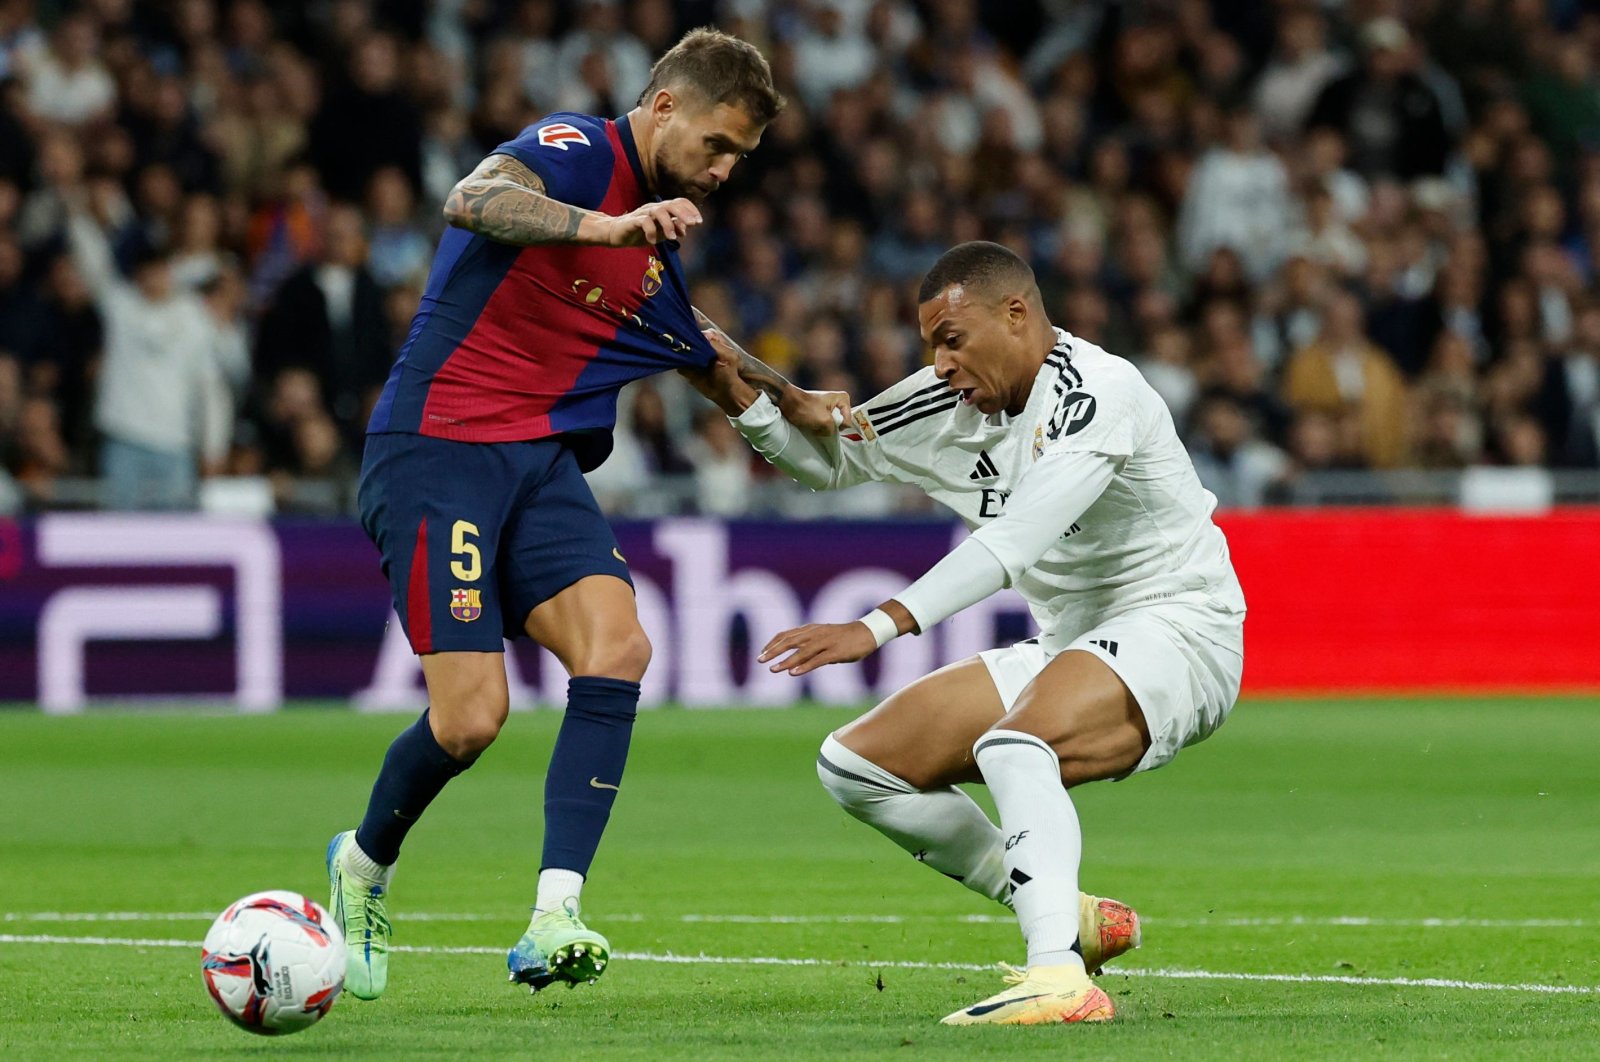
[760,622,877,676]
[605,198,702,246]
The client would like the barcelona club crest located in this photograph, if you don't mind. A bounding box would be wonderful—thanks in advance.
[449,588,482,623]
[642,256,664,296]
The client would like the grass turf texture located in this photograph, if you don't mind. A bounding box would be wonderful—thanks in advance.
[1,698,1596,1060]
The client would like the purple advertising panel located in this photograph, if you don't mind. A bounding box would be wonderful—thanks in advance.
[0,515,1036,711]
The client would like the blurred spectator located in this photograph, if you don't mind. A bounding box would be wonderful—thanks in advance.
[0,2,45,84]
[67,197,226,509]
[18,130,84,249]
[1521,37,1600,178]
[793,2,876,111]
[555,0,653,113]
[1252,7,1346,142]
[630,382,692,476]
[256,205,389,441]
[309,33,422,202]
[9,395,70,505]
[1283,289,1409,468]
[1136,323,1198,427]
[1179,107,1291,282]
[1535,300,1600,467]
[365,167,432,290]
[1413,387,1483,469]
[25,13,114,127]
[30,252,102,464]
[1188,392,1291,508]
[685,408,753,516]
[1307,19,1451,181]
[169,195,225,290]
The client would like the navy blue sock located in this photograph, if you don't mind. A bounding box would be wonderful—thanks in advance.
[355,708,472,865]
[541,676,641,875]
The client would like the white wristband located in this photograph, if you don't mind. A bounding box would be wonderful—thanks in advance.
[858,608,899,648]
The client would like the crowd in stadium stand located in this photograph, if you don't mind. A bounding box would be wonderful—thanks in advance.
[1,0,1599,514]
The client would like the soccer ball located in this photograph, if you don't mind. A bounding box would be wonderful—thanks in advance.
[200,891,346,1035]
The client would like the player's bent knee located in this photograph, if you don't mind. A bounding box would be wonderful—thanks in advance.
[430,707,506,761]
[817,734,914,813]
[573,624,651,681]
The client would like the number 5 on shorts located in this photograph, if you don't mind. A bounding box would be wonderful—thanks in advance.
[450,519,482,581]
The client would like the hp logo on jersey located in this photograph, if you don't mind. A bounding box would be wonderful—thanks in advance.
[1047,392,1097,440]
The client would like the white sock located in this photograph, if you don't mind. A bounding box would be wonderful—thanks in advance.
[973,729,1084,970]
[816,735,1007,902]
[534,868,585,914]
[342,837,394,889]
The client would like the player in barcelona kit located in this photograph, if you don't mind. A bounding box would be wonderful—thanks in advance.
[325,29,843,1000]
[687,242,1247,1026]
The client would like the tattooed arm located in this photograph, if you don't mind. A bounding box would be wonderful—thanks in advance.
[690,307,794,408]
[442,154,704,248]
[689,307,851,434]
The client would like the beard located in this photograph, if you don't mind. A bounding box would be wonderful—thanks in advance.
[652,147,715,203]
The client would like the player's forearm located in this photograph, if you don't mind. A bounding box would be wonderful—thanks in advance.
[692,307,798,409]
[878,454,1118,640]
[891,537,1012,635]
[442,176,607,245]
[679,361,762,417]
[731,394,841,490]
[971,452,1116,583]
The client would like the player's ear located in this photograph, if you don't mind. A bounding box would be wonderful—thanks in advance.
[649,88,675,127]
[1005,294,1028,331]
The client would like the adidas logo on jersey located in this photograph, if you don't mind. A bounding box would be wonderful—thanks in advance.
[968,451,999,481]
[1088,638,1119,656]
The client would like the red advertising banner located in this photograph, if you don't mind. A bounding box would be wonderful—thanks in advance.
[1220,509,1600,693]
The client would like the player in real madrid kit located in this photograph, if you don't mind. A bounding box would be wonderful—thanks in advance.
[325,30,843,1001]
[689,241,1247,1026]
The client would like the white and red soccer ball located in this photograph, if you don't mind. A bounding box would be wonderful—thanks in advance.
[201,891,345,1035]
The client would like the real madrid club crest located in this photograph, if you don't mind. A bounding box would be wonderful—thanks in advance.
[450,588,482,622]
[1033,424,1045,461]
[642,255,664,296]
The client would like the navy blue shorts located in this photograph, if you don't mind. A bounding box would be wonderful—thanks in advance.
[358,433,632,654]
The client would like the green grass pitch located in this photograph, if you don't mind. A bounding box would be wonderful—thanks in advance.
[2,697,1597,1060]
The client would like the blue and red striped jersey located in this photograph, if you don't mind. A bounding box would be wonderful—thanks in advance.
[367,112,715,470]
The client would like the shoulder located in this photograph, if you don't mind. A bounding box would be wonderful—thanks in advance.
[1050,333,1148,399]
[1042,334,1159,444]
[509,112,610,151]
[850,366,958,442]
[494,113,616,171]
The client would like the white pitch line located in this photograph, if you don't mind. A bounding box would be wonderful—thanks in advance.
[3,911,1590,929]
[0,933,1593,997]
[1123,916,1592,930]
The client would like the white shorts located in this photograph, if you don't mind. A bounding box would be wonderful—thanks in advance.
[978,603,1244,776]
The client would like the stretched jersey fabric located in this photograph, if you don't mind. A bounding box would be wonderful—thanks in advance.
[732,328,1247,652]
[368,111,715,471]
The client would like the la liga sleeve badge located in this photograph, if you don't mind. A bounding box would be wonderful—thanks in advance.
[537,123,590,150]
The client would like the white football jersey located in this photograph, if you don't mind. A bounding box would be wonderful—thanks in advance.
[808,328,1246,651]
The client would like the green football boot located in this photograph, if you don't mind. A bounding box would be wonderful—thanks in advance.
[325,831,392,1000]
[507,899,611,992]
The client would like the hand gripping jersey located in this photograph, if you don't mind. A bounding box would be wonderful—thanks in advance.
[368,112,715,471]
[734,328,1247,652]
